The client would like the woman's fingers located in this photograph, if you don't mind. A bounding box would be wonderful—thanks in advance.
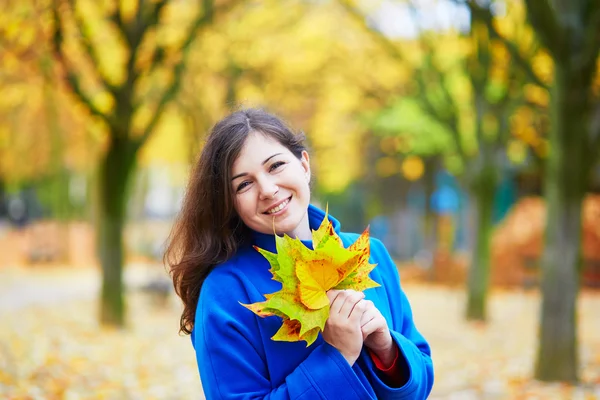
[360,302,393,352]
[326,290,341,305]
[328,290,364,317]
[338,291,365,318]
[361,317,381,337]
[359,301,376,327]
[323,290,367,366]
[327,290,346,315]
[349,299,368,324]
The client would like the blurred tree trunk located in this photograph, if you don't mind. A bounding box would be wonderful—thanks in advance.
[535,60,592,382]
[51,0,238,326]
[519,0,600,382]
[421,156,438,276]
[98,139,137,323]
[465,163,496,319]
[422,156,437,256]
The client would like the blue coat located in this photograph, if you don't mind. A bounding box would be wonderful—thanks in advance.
[192,205,434,399]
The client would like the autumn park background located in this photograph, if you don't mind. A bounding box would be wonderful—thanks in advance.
[1,0,600,398]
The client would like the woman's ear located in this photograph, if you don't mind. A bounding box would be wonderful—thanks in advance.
[301,150,311,182]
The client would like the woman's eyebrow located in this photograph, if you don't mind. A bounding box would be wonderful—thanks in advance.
[231,153,283,181]
[262,153,282,165]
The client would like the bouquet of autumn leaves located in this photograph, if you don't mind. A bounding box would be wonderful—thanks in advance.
[241,212,380,346]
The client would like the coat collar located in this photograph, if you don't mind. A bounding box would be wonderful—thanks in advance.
[250,203,341,252]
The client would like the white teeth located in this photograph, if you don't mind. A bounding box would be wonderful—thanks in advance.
[266,198,290,214]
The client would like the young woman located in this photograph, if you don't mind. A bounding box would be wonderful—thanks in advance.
[165,108,434,399]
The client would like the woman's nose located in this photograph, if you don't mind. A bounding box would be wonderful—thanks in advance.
[258,178,279,199]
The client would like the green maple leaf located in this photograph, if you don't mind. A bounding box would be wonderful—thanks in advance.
[241,210,380,346]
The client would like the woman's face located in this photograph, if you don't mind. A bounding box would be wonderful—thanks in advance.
[231,131,312,240]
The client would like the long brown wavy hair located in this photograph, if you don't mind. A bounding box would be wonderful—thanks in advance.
[164,108,307,335]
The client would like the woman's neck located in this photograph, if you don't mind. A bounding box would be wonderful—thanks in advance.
[287,212,312,241]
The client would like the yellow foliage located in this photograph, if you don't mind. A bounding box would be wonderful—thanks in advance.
[310,109,362,193]
[592,57,600,98]
[490,42,509,65]
[520,126,540,147]
[91,91,114,114]
[433,35,470,69]
[138,108,189,165]
[483,113,499,138]
[1,53,19,75]
[75,0,128,86]
[488,42,509,83]
[531,51,554,85]
[507,139,527,165]
[534,139,549,158]
[401,155,424,181]
[196,31,229,71]
[237,80,267,106]
[524,84,549,107]
[494,1,535,55]
[160,1,200,48]
[376,157,398,177]
[120,0,139,22]
[0,0,432,192]
[177,0,411,193]
[0,126,9,150]
[380,136,400,155]
[131,104,153,136]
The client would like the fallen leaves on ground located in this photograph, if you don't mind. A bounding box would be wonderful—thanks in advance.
[407,284,600,399]
[0,290,200,399]
[0,268,599,399]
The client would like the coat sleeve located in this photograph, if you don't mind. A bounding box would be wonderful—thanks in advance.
[357,238,434,399]
[193,266,377,400]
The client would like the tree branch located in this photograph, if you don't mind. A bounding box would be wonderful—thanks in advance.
[138,0,169,46]
[66,0,119,95]
[109,1,127,45]
[134,0,238,148]
[108,0,170,128]
[522,0,563,58]
[126,0,170,94]
[462,0,549,90]
[466,16,492,97]
[51,1,115,130]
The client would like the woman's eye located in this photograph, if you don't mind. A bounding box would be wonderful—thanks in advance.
[269,161,285,172]
[236,181,251,192]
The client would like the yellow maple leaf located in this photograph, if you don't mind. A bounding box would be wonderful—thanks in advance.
[271,320,320,345]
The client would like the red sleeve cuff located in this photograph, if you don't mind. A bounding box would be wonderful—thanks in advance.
[368,345,408,387]
[368,345,399,372]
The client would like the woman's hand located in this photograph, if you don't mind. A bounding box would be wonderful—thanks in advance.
[360,300,395,367]
[322,289,366,366]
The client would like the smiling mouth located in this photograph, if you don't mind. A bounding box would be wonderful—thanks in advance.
[264,196,292,215]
